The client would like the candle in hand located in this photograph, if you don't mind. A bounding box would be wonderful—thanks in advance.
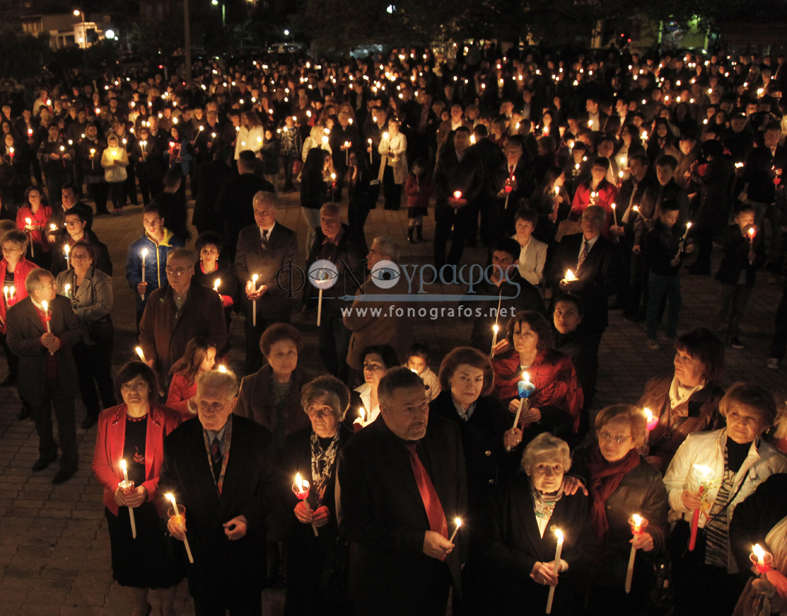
[625,514,648,593]
[546,528,564,614]
[563,269,578,283]
[293,473,318,536]
[251,274,259,327]
[135,346,146,364]
[751,544,773,576]
[165,493,194,562]
[490,323,500,358]
[689,464,715,551]
[213,278,221,292]
[41,300,51,332]
[644,408,659,431]
[448,518,462,543]
[120,459,137,539]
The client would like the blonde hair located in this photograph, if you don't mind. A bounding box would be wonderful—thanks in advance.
[522,433,571,473]
[595,404,647,448]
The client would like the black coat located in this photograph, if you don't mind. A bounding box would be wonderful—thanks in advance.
[478,476,597,616]
[554,329,598,412]
[192,159,236,233]
[234,222,298,320]
[303,224,367,312]
[429,391,516,517]
[715,224,766,288]
[152,190,189,243]
[158,414,277,603]
[336,415,468,615]
[548,234,624,335]
[216,173,274,256]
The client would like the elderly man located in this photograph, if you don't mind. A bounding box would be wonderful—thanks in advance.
[234,191,297,373]
[304,203,367,380]
[160,369,275,616]
[138,248,227,385]
[337,367,468,616]
[6,269,81,484]
[548,206,625,350]
[343,236,413,380]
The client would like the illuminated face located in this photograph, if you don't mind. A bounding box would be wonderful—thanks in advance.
[553,301,582,335]
[597,417,635,462]
[142,213,163,236]
[380,384,429,441]
[266,340,298,377]
[253,202,277,229]
[528,450,565,493]
[512,321,539,357]
[448,364,484,409]
[199,347,217,373]
[363,353,387,385]
[726,405,767,444]
[673,348,704,388]
[196,382,236,432]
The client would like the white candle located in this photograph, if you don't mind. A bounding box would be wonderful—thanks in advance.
[611,203,618,226]
[368,138,373,163]
[64,284,71,298]
[448,518,462,543]
[546,528,564,613]
[625,514,646,593]
[317,288,323,327]
[251,274,259,327]
[135,346,146,364]
[140,248,147,299]
[25,217,34,258]
[42,301,51,332]
[64,245,70,269]
[165,493,194,563]
[120,459,137,539]
[512,372,533,429]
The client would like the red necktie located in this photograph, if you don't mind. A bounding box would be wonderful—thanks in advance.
[405,443,449,544]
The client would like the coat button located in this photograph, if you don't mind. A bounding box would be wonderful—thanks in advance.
[485,450,492,456]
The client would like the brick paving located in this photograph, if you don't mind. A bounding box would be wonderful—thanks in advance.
[1,187,787,615]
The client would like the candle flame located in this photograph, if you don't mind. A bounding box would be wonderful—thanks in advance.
[748,228,755,239]
[632,513,643,527]
[141,248,147,257]
[295,473,309,492]
[693,464,715,481]
[42,300,48,312]
[120,459,127,471]
[554,528,564,541]
[686,222,693,229]
[165,493,177,508]
[213,278,221,291]
[25,218,31,225]
[753,544,766,560]
[453,191,462,199]
[454,517,462,528]
[217,365,227,373]
[135,346,145,361]
[492,324,499,334]
[644,408,654,422]
[564,269,578,281]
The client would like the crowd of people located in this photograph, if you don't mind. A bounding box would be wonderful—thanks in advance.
[1,40,787,616]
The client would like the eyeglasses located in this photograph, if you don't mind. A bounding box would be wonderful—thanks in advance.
[598,430,631,444]
[165,266,189,276]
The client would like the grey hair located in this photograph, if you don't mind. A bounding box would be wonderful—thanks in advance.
[378,367,424,410]
[24,268,54,295]
[301,375,350,421]
[197,369,239,400]
[167,248,196,267]
[521,433,572,474]
[320,202,341,217]
[372,236,400,263]
[583,205,607,225]
[253,190,276,209]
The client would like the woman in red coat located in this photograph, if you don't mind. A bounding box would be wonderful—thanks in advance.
[15,185,52,269]
[92,361,182,616]
[166,336,217,419]
[1,229,37,397]
[492,311,584,448]
[570,157,617,239]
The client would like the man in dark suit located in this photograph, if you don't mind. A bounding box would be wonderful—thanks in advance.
[160,369,276,616]
[337,367,468,616]
[46,182,94,239]
[234,192,297,373]
[192,147,236,237]
[549,206,625,350]
[217,150,274,263]
[6,268,81,484]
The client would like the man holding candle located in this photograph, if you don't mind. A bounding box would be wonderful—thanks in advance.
[6,268,81,484]
[234,191,297,374]
[337,367,467,616]
[159,369,277,616]
[49,209,112,277]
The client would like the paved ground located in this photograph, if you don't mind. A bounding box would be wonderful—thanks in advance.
[1,186,787,615]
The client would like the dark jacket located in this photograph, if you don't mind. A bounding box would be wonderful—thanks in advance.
[192,159,236,233]
[743,145,787,204]
[645,219,687,277]
[692,156,735,229]
[303,223,367,312]
[336,415,468,614]
[715,224,766,288]
[216,173,274,255]
[554,329,598,412]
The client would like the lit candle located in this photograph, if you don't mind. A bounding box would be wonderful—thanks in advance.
[453,190,463,201]
[545,528,564,614]
[377,132,389,183]
[41,300,51,332]
[563,269,578,283]
[625,514,648,593]
[251,274,259,327]
[344,141,351,165]
[292,474,318,536]
[689,464,715,551]
[510,372,535,443]
[217,364,228,373]
[611,203,618,226]
[748,227,756,251]
[368,138,373,163]
[644,408,659,431]
[213,278,221,292]
[751,544,773,576]
[64,283,71,298]
[448,517,462,543]
[140,248,147,299]
[64,244,70,269]
[120,459,137,539]
[165,493,194,563]
[490,323,500,358]
[135,346,146,364]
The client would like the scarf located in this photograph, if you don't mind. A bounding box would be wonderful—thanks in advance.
[587,445,641,547]
[531,482,564,521]
[668,376,705,414]
[310,431,340,505]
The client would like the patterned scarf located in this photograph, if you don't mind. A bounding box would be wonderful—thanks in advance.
[310,431,340,505]
[586,445,641,548]
[530,482,564,521]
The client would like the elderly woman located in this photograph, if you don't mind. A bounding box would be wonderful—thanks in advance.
[570,405,668,616]
[492,311,583,444]
[235,323,312,454]
[430,347,514,516]
[349,344,399,430]
[479,433,597,616]
[55,240,115,429]
[638,328,726,472]
[282,375,353,615]
[92,361,182,616]
[0,229,36,396]
[664,383,787,616]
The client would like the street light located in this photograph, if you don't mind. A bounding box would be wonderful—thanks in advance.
[74,9,86,48]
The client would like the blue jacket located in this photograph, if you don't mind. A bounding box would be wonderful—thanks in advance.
[125,228,184,311]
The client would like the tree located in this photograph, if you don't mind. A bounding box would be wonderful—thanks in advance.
[0,32,52,82]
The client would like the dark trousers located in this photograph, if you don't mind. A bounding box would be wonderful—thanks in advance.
[89,181,109,214]
[671,556,747,616]
[72,341,116,418]
[625,249,647,318]
[108,181,125,211]
[1,332,19,379]
[282,154,296,189]
[434,204,473,269]
[32,378,77,471]
[193,587,261,616]
[771,281,787,360]
[715,283,752,337]
[46,171,70,204]
[382,166,401,210]
[125,167,138,204]
[691,223,714,272]
[354,563,450,616]
[138,176,163,206]
[647,271,681,339]
[319,312,351,381]
[348,198,371,243]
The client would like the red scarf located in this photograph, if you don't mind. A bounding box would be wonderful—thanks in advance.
[586,445,640,547]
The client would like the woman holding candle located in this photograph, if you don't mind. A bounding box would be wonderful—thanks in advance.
[55,240,116,430]
[282,375,354,615]
[15,186,51,268]
[349,344,399,430]
[378,118,408,210]
[92,361,182,616]
[529,167,568,245]
[492,311,583,446]
[166,337,216,419]
[570,404,668,616]
[192,231,236,356]
[101,133,129,216]
[570,157,617,239]
[664,383,787,616]
[479,433,597,615]
[637,328,726,472]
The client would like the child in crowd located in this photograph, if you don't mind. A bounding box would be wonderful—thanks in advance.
[644,199,692,350]
[404,159,433,243]
[714,204,765,349]
[405,343,441,402]
[166,337,217,419]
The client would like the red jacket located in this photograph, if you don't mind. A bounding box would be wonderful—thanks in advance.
[404,174,433,209]
[92,403,181,516]
[0,257,37,335]
[492,349,584,432]
[571,181,618,239]
[15,205,52,253]
[166,373,198,419]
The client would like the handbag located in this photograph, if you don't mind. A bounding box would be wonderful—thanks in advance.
[86,314,114,346]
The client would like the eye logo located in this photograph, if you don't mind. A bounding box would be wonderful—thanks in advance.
[307,259,339,290]
[370,259,400,290]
